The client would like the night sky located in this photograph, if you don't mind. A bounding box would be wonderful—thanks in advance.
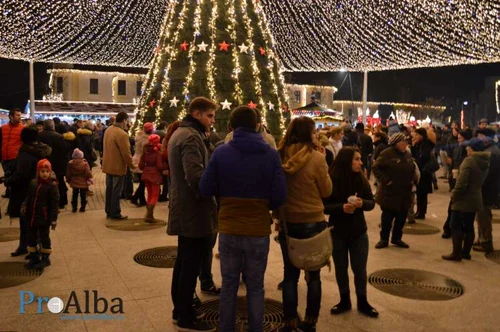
[1,58,499,112]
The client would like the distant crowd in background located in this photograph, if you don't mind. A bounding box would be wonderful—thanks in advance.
[1,104,499,332]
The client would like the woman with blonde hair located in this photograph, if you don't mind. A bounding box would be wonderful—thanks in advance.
[277,117,332,332]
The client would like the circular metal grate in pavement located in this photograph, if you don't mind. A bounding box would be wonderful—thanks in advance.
[0,262,43,289]
[106,218,166,231]
[198,297,283,331]
[485,251,500,265]
[0,228,20,242]
[403,223,440,235]
[368,269,464,301]
[133,246,177,268]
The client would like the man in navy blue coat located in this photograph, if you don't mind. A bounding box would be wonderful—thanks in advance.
[200,106,286,332]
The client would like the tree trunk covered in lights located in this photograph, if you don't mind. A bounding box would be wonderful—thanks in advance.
[134,0,288,137]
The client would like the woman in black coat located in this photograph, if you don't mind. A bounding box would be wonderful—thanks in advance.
[324,147,378,318]
[6,127,51,257]
[412,128,435,219]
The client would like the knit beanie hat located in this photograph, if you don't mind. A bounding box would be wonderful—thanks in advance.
[459,129,473,141]
[72,148,84,159]
[37,159,52,174]
[143,122,154,134]
[148,134,162,151]
[388,132,407,146]
[467,137,487,152]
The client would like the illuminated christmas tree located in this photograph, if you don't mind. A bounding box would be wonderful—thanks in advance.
[134,0,287,137]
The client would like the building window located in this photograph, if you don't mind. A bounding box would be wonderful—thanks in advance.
[56,77,63,94]
[90,79,99,94]
[294,91,301,103]
[118,80,126,95]
[136,81,142,96]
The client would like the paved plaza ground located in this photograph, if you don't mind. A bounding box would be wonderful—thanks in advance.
[0,167,499,332]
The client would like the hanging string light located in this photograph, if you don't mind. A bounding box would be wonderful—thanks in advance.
[0,0,167,67]
[2,1,498,72]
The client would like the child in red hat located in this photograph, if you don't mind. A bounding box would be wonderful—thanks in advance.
[139,134,167,222]
[22,159,60,270]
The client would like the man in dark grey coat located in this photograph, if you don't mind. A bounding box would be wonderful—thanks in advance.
[473,128,500,253]
[167,97,217,332]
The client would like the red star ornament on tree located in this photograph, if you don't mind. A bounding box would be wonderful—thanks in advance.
[149,99,156,108]
[219,41,230,51]
[259,47,266,56]
[247,101,257,109]
[180,41,189,51]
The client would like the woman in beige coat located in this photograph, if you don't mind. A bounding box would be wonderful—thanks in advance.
[278,117,332,332]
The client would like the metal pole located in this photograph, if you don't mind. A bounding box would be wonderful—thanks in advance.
[29,60,35,120]
[362,71,368,124]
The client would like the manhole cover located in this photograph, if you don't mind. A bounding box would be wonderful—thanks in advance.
[0,228,19,242]
[198,297,283,331]
[486,251,500,265]
[106,218,166,231]
[403,223,440,235]
[368,269,464,301]
[0,262,43,289]
[134,246,177,268]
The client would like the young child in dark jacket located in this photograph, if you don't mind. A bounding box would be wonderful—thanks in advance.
[22,159,60,270]
[66,148,93,212]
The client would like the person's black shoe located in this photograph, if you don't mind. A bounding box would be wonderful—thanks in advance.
[391,239,410,248]
[277,281,283,291]
[375,240,389,249]
[158,196,169,202]
[434,184,439,190]
[25,252,38,260]
[172,310,206,325]
[414,214,425,220]
[442,232,451,239]
[110,215,128,220]
[79,206,86,212]
[177,318,215,331]
[357,295,379,318]
[330,294,352,315]
[11,248,28,257]
[407,219,416,224]
[72,207,78,213]
[201,285,220,296]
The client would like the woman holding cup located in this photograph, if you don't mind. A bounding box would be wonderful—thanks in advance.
[324,147,378,318]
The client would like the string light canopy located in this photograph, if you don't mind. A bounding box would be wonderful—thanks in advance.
[0,1,499,71]
[261,0,500,72]
[0,0,167,67]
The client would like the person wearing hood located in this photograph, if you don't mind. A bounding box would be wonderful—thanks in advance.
[76,123,97,168]
[442,138,490,261]
[473,128,500,253]
[200,106,286,332]
[22,159,59,270]
[411,128,435,220]
[139,134,167,223]
[131,122,154,206]
[66,148,93,213]
[277,117,332,332]
[373,133,417,249]
[442,129,473,238]
[7,127,52,257]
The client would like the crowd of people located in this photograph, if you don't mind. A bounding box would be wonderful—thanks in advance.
[1,102,499,332]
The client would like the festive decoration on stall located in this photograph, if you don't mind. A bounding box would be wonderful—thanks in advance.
[134,0,287,137]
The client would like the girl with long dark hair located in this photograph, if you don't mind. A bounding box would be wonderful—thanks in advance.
[324,147,378,318]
